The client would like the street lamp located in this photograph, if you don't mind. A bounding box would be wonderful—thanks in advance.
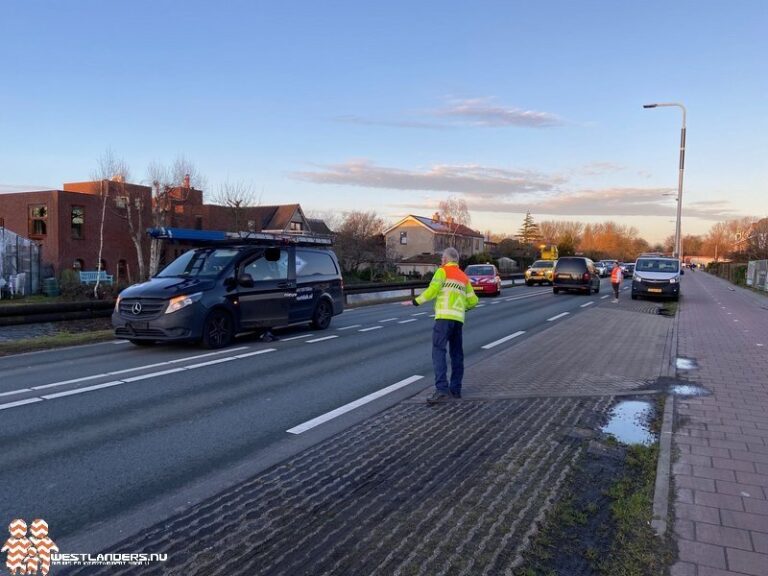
[644,102,686,260]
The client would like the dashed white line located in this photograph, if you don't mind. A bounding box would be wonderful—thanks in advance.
[305,335,339,343]
[287,375,424,434]
[411,312,427,316]
[490,301,501,305]
[482,331,526,350]
[580,301,595,308]
[475,304,486,308]
[398,319,418,324]
[358,326,383,332]
[0,398,44,411]
[280,334,315,341]
[337,324,362,331]
[42,380,124,400]
[547,312,570,322]
[601,295,610,300]
[0,388,32,398]
[379,318,399,323]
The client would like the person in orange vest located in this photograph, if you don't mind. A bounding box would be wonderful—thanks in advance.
[407,247,478,403]
[611,264,623,303]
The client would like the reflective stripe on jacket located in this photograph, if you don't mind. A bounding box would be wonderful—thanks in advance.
[415,263,478,323]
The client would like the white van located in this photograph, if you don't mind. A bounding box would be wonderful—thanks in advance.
[631,256,682,301]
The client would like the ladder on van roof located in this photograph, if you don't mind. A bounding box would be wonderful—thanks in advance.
[147,227,334,246]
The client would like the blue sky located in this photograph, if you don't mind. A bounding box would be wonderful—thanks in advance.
[1,0,766,242]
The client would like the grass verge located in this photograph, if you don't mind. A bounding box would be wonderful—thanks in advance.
[0,330,115,356]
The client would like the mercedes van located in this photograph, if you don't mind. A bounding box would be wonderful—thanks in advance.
[112,231,344,348]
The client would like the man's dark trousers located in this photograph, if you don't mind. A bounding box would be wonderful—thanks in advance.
[432,319,464,395]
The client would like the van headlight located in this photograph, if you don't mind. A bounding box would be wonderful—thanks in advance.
[114,294,122,312]
[669,277,678,284]
[633,274,642,282]
[165,292,203,314]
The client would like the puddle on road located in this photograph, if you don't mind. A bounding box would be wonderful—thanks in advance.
[670,384,711,397]
[676,357,698,370]
[601,400,655,445]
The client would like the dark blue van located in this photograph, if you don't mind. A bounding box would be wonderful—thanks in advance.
[112,230,343,348]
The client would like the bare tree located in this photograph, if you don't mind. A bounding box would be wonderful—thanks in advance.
[334,211,387,275]
[146,156,207,276]
[438,196,471,248]
[210,179,260,231]
[93,150,135,294]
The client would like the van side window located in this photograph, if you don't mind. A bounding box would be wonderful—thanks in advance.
[243,250,289,281]
[296,251,338,277]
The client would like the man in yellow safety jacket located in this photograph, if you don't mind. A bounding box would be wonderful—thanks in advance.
[411,247,478,403]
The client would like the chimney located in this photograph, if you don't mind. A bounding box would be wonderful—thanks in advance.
[111,174,124,183]
[183,174,191,188]
[432,212,440,223]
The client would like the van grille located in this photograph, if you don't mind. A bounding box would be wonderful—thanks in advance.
[119,298,166,318]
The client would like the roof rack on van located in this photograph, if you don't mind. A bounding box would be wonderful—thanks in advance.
[147,227,334,246]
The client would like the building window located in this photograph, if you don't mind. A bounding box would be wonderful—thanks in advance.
[73,259,84,271]
[71,206,85,238]
[99,259,108,272]
[290,221,304,232]
[194,215,203,230]
[400,231,408,245]
[29,204,48,237]
[115,196,128,209]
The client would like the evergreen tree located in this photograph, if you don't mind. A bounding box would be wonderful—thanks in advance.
[517,211,541,244]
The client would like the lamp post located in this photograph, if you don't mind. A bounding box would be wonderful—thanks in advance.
[643,102,686,260]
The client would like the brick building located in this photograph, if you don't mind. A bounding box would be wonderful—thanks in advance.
[0,177,317,286]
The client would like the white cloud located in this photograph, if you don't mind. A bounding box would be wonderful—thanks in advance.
[437,98,564,128]
[291,160,563,197]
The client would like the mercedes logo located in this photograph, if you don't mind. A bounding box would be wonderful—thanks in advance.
[131,302,143,315]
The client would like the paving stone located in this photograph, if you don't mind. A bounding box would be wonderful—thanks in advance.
[725,547,768,576]
[677,538,727,569]
[694,491,745,512]
[695,522,753,551]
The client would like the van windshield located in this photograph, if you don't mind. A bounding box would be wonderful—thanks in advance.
[157,248,241,278]
[635,259,679,273]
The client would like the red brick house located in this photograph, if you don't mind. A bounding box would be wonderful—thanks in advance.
[0,178,317,286]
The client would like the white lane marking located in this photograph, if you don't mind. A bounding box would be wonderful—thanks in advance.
[359,326,383,332]
[280,334,315,341]
[42,380,123,399]
[580,301,595,308]
[233,349,276,359]
[337,325,362,331]
[757,343,764,347]
[504,291,551,302]
[0,398,44,411]
[0,388,32,397]
[482,331,526,350]
[601,295,610,300]
[287,375,424,434]
[30,347,250,391]
[411,312,427,316]
[547,312,570,322]
[398,319,418,324]
[379,318,398,323]
[490,301,501,305]
[2,349,278,410]
[475,304,486,308]
[112,340,131,345]
[306,335,339,343]
[429,314,436,318]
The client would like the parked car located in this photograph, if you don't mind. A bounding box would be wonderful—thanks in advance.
[620,262,635,276]
[594,261,608,277]
[553,257,601,295]
[631,256,682,301]
[465,264,502,296]
[113,236,344,348]
[524,260,556,286]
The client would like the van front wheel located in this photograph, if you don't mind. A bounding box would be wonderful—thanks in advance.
[311,299,333,330]
[202,309,234,349]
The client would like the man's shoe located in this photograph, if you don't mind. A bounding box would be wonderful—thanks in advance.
[427,392,450,404]
[450,391,461,399]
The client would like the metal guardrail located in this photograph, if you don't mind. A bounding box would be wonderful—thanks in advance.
[0,274,525,326]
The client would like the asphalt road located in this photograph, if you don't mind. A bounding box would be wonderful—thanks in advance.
[0,278,620,548]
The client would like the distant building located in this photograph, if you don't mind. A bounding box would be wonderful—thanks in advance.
[384,213,485,265]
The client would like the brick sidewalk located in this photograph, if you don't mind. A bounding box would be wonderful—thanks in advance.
[671,273,768,576]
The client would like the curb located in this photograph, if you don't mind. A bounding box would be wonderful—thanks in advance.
[651,297,682,537]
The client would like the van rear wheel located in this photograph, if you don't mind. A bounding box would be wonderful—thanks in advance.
[202,309,234,349]
[311,299,333,330]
